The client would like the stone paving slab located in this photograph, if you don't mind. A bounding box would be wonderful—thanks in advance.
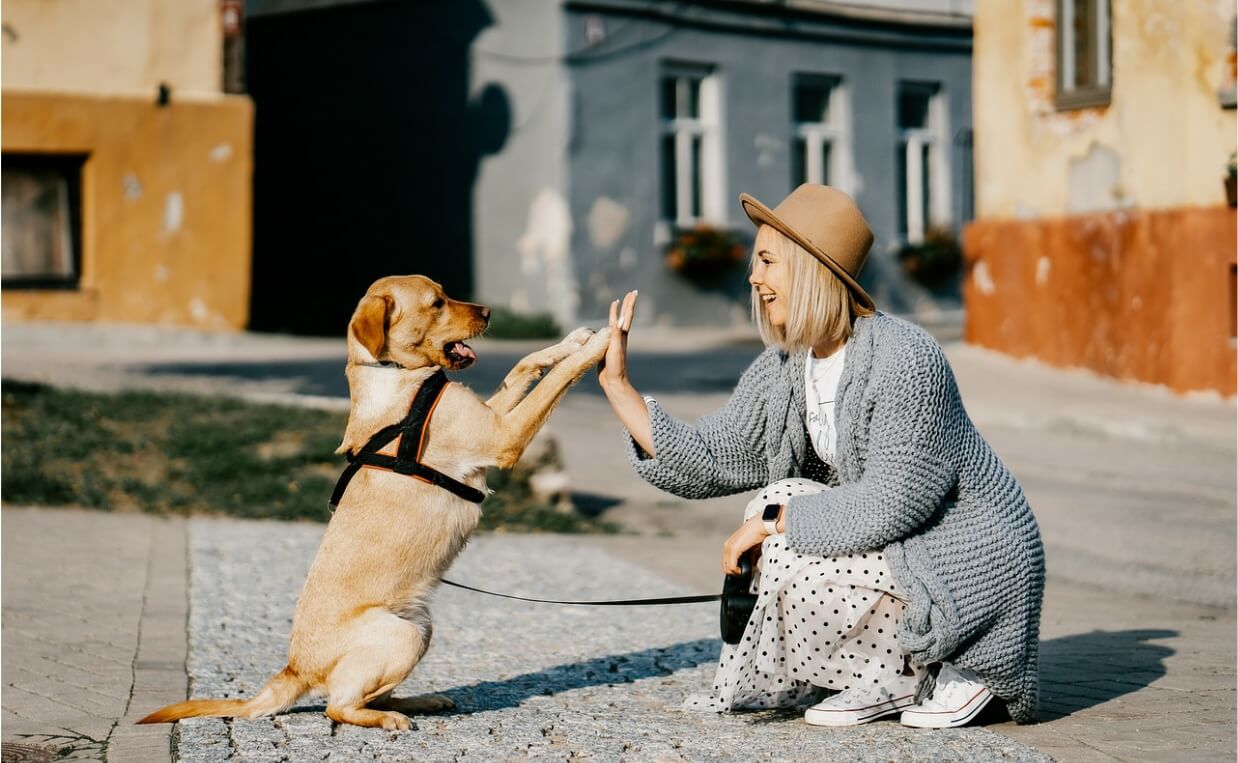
[179,518,1048,762]
[2,507,187,762]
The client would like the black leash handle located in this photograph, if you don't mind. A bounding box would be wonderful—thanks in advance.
[440,578,721,606]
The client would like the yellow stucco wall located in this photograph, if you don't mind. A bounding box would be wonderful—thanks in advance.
[2,91,253,329]
[1,0,223,96]
[973,0,1237,218]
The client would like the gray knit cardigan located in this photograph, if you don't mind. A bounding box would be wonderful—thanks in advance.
[624,312,1044,723]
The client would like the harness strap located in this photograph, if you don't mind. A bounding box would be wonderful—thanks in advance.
[329,370,487,508]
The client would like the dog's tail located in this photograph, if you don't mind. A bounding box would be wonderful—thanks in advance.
[137,665,308,724]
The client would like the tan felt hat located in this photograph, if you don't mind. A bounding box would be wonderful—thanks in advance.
[740,184,875,312]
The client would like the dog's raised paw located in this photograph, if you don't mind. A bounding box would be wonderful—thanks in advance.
[563,327,595,347]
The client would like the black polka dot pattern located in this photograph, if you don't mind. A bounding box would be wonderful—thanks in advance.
[685,479,911,713]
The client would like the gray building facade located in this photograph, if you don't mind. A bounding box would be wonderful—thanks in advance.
[474,0,973,329]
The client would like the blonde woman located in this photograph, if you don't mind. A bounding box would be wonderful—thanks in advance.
[597,185,1044,728]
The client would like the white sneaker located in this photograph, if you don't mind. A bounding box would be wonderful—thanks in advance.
[899,663,994,729]
[803,674,918,727]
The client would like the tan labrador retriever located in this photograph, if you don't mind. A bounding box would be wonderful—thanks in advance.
[139,274,611,730]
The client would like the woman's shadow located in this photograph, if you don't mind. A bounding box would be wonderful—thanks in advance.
[1032,628,1176,721]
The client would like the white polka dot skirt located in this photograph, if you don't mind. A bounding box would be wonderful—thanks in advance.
[685,478,910,712]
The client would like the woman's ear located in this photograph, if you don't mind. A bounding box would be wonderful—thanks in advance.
[349,294,391,362]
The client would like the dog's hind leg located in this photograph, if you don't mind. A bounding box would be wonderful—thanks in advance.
[323,610,427,731]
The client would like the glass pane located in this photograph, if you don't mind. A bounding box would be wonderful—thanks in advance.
[920,143,932,229]
[1072,0,1095,89]
[660,77,677,120]
[690,134,702,219]
[687,77,701,119]
[794,81,831,124]
[2,167,76,279]
[896,143,908,235]
[660,133,677,220]
[897,86,931,129]
[821,140,832,186]
[792,135,807,188]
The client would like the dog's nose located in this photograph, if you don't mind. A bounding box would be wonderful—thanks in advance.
[480,306,491,321]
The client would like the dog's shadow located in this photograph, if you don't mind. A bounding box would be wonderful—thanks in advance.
[434,638,721,715]
[287,638,719,717]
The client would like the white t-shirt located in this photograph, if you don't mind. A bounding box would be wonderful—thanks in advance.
[805,344,846,465]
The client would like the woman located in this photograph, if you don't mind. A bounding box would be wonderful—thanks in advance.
[597,185,1043,728]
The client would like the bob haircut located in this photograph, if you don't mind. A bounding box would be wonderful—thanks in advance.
[751,224,874,353]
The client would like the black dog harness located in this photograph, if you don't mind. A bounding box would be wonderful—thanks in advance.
[329,369,486,508]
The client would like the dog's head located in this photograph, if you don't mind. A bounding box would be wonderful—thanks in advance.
[346,275,490,370]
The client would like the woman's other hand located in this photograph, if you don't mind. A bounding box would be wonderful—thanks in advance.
[598,290,637,390]
[722,516,769,575]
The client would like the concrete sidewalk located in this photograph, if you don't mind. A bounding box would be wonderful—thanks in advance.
[2,319,1235,760]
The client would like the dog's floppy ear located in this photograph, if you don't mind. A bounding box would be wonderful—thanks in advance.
[349,294,391,362]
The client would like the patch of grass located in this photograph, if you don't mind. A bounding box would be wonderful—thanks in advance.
[0,380,615,532]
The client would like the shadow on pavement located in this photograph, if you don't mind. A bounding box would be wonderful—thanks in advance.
[135,346,764,400]
[437,638,720,715]
[1036,628,1175,720]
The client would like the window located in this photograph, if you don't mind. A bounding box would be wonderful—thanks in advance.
[2,154,85,289]
[659,63,724,225]
[896,82,950,245]
[1056,0,1112,109]
[791,74,853,195]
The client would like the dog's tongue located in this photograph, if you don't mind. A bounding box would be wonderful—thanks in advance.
[454,342,477,362]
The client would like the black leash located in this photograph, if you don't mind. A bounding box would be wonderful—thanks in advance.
[440,578,721,606]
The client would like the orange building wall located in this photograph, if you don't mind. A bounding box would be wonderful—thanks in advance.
[2,91,253,329]
[963,207,1237,396]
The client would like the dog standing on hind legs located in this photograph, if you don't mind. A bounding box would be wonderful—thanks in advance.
[138,275,612,731]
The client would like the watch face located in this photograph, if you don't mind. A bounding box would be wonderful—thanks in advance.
[762,503,781,522]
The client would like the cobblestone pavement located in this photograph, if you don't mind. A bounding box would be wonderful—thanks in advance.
[178,519,1048,762]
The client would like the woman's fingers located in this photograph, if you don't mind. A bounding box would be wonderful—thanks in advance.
[608,298,619,329]
[619,290,638,333]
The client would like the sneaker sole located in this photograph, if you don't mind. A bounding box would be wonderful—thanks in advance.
[804,695,917,727]
[900,688,994,729]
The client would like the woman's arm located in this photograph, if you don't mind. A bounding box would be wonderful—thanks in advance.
[598,291,655,457]
[597,290,772,499]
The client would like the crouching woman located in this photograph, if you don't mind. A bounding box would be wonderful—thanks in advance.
[596,185,1044,727]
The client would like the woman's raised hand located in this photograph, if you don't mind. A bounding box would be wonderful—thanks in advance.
[597,290,637,391]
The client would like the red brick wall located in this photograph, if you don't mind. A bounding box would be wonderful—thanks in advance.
[963,207,1237,396]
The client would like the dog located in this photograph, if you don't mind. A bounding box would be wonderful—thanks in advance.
[139,274,611,730]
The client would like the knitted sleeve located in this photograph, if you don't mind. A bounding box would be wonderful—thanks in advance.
[784,334,960,555]
[622,349,776,499]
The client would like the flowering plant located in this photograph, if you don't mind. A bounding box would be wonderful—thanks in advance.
[665,224,748,280]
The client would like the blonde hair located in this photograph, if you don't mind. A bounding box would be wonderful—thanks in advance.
[750,224,874,352]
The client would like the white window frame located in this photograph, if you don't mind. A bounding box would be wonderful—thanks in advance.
[898,82,951,245]
[791,75,855,196]
[660,63,725,226]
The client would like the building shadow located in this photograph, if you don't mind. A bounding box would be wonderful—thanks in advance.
[245,0,510,335]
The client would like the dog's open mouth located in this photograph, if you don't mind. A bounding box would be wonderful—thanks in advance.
[444,340,478,368]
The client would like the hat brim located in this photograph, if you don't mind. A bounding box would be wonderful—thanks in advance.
[740,192,875,312]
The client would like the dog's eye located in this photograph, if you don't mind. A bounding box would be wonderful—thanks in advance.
[432,298,444,308]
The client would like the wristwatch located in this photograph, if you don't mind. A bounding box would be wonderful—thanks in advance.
[761,503,782,536]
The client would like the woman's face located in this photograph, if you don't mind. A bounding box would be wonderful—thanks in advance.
[749,235,791,328]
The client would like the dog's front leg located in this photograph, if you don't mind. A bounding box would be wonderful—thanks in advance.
[485,327,595,415]
[492,328,611,468]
